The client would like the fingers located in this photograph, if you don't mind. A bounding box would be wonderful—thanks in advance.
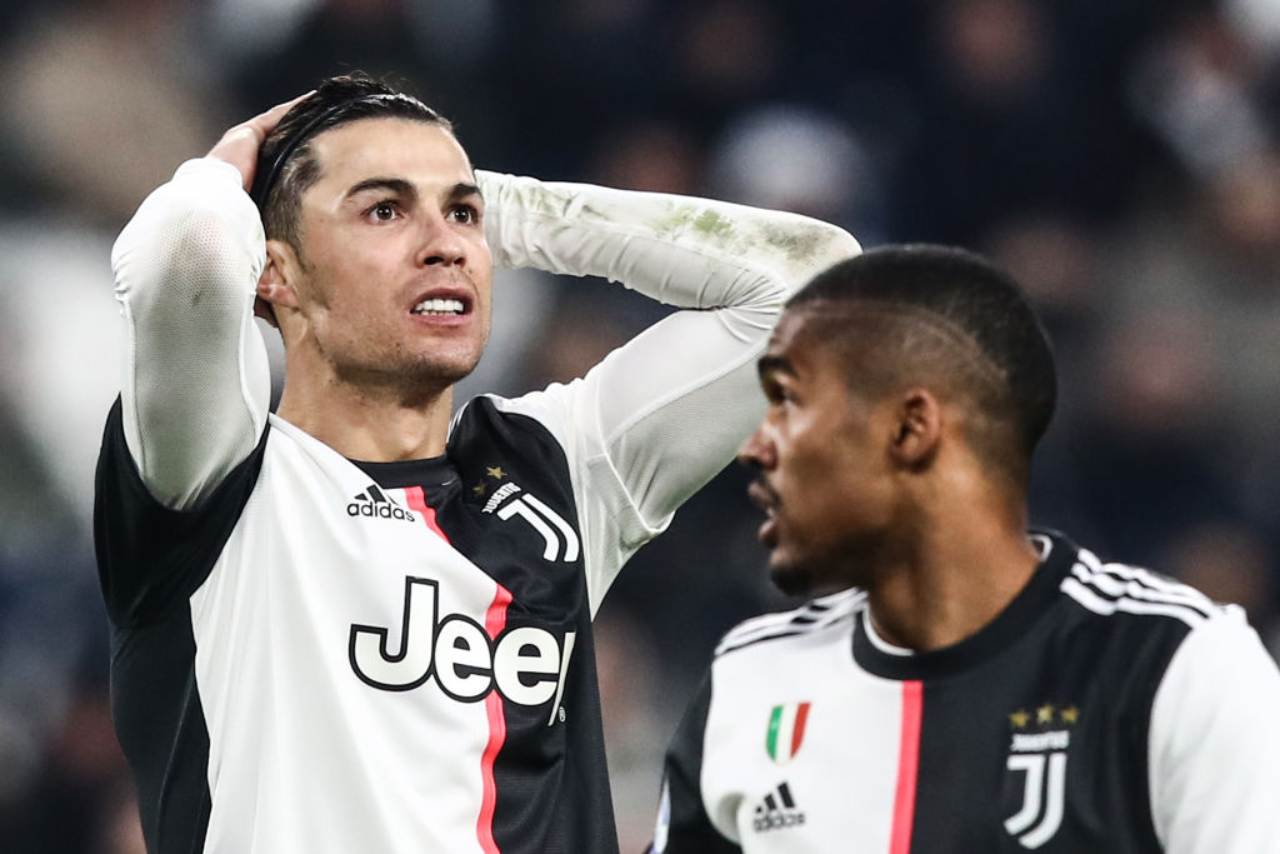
[208,90,316,192]
[247,90,315,138]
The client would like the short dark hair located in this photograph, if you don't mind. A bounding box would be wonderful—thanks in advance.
[788,245,1057,479]
[251,74,451,252]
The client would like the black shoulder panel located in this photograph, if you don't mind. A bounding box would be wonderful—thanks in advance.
[657,673,743,854]
[93,397,267,628]
[444,397,619,854]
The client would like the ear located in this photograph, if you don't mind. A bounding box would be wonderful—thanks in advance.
[256,239,301,327]
[888,388,942,469]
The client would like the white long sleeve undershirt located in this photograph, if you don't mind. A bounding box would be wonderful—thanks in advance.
[111,158,270,511]
[110,157,860,606]
[1148,606,1280,853]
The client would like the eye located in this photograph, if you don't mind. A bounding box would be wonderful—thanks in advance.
[365,200,401,223]
[774,383,800,408]
[761,377,789,406]
[449,204,480,225]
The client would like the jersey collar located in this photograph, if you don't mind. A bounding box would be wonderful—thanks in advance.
[850,530,1078,681]
[350,455,459,504]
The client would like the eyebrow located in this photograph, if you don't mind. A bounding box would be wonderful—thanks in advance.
[757,354,795,380]
[345,177,417,202]
[343,178,482,205]
[446,182,482,203]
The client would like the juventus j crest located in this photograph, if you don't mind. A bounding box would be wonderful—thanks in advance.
[1003,703,1078,849]
[480,478,581,562]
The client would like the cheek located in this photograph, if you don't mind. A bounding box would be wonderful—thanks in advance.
[308,246,395,311]
[777,442,837,520]
[788,439,886,527]
[469,239,494,298]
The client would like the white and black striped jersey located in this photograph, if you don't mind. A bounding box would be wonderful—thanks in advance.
[97,394,616,852]
[655,532,1280,853]
[97,158,860,854]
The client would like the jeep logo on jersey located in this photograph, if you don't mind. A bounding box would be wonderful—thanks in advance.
[1003,703,1077,848]
[349,577,576,726]
[481,482,580,563]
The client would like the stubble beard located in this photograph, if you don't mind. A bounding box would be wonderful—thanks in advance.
[331,336,483,404]
[769,558,819,598]
[768,531,881,599]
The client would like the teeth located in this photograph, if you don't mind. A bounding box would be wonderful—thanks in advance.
[412,298,465,315]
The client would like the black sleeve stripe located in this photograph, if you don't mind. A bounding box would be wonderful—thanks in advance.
[715,630,811,658]
[716,593,865,658]
[1074,558,1219,621]
[715,590,865,654]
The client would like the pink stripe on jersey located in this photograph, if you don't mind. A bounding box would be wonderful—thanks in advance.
[403,486,449,543]
[890,681,923,854]
[403,484,508,850]
[476,584,514,854]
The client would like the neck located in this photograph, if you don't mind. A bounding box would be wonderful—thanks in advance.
[864,489,1039,654]
[277,361,454,462]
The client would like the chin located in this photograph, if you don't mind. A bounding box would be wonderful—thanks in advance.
[425,358,479,386]
[767,555,817,598]
[401,348,483,388]
[767,544,858,598]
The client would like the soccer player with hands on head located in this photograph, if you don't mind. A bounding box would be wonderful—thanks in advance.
[97,75,859,854]
[654,246,1280,854]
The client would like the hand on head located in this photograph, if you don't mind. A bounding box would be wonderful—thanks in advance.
[208,92,314,192]
[208,93,314,327]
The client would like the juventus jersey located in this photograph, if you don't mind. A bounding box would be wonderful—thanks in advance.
[656,533,1280,853]
[97,393,626,853]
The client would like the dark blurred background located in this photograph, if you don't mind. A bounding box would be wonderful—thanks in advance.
[0,0,1278,850]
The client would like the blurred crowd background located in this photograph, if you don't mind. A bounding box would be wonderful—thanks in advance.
[0,0,1278,850]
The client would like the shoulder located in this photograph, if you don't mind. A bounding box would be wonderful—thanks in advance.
[452,390,581,450]
[95,398,270,627]
[1052,540,1260,704]
[450,393,572,453]
[447,394,582,511]
[1058,544,1232,634]
[714,588,867,659]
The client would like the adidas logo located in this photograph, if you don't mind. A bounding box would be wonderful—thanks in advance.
[752,781,806,832]
[346,486,417,523]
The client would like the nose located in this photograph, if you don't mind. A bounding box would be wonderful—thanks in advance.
[737,423,775,471]
[416,213,468,270]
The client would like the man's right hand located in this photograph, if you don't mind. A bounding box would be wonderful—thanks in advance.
[208,93,313,192]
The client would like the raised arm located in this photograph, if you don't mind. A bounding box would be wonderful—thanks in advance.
[109,100,300,509]
[478,171,859,606]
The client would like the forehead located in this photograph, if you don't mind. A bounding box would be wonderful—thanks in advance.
[306,117,473,188]
[764,310,837,379]
[768,311,808,353]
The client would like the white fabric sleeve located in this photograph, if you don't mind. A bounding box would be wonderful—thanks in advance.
[1148,605,1280,853]
[476,171,860,611]
[110,157,271,510]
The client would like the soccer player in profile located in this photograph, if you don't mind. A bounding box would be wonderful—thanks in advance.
[653,246,1280,853]
[95,75,859,854]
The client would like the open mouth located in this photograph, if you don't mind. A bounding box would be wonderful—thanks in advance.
[407,286,474,322]
[411,297,467,316]
[747,480,781,546]
[747,479,779,513]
